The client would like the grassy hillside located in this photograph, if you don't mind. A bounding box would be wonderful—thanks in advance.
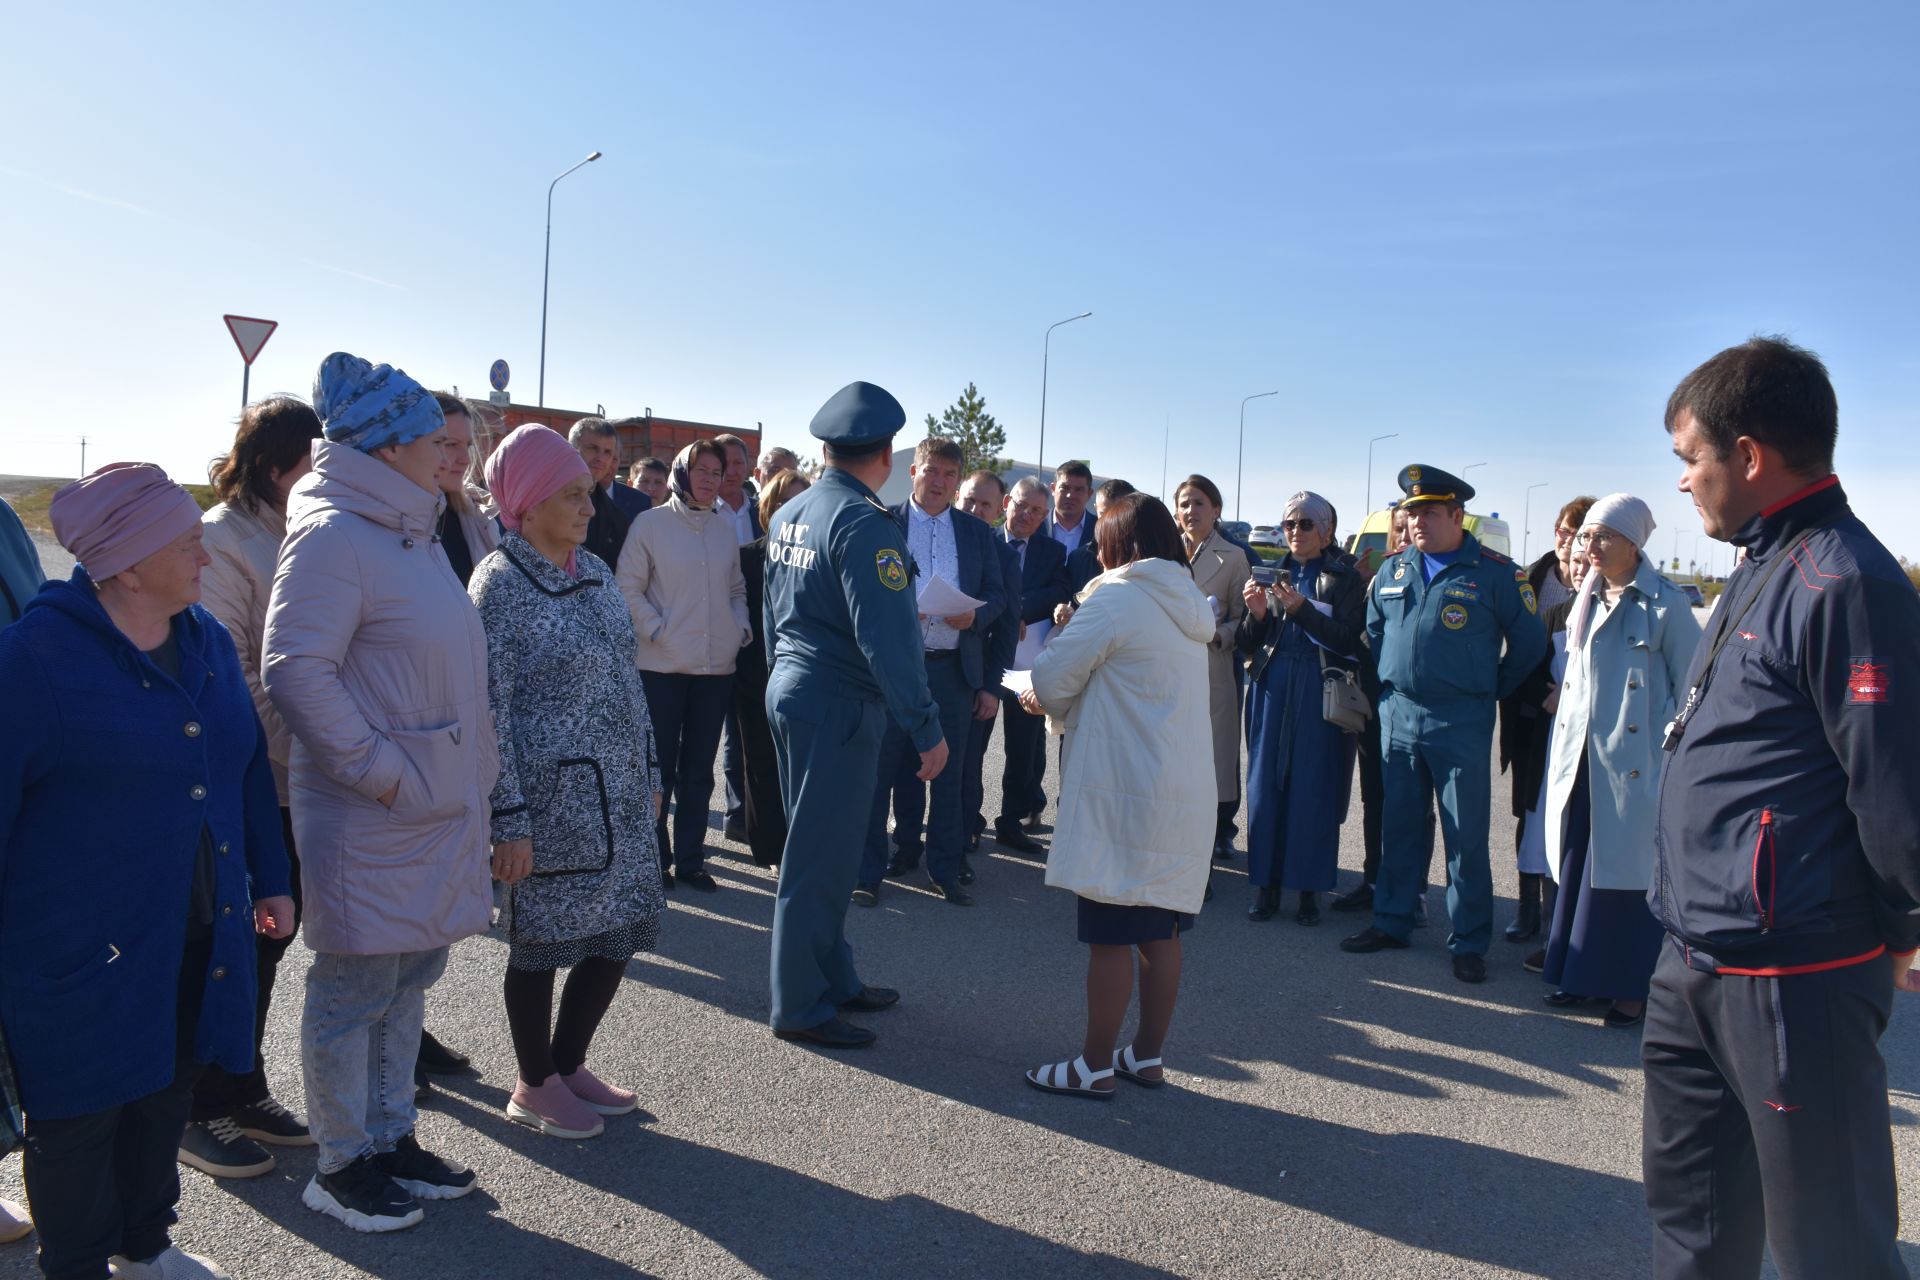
[10,481,219,534]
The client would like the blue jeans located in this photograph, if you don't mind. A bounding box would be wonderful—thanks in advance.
[300,947,447,1175]
[861,654,973,887]
[640,670,733,876]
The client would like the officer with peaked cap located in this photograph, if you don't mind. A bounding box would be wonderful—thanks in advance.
[1340,464,1547,983]
[762,382,946,1047]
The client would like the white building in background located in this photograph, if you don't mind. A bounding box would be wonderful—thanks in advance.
[875,452,1113,507]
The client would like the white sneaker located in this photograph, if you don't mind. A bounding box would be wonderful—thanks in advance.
[108,1246,233,1278]
[0,1196,30,1244]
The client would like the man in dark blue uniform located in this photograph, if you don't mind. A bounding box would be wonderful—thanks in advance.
[1342,465,1546,983]
[1643,338,1919,1279]
[763,382,947,1049]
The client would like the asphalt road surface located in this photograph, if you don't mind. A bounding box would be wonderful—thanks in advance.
[1,534,1912,1278]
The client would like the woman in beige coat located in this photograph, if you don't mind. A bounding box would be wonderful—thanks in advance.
[1176,474,1251,857]
[1017,495,1215,1099]
[615,439,752,892]
[188,396,323,1172]
[263,353,499,1232]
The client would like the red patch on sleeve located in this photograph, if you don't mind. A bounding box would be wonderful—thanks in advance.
[1848,658,1891,705]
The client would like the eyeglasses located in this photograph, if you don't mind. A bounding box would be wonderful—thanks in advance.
[1574,530,1618,548]
[1554,525,1578,542]
[1280,519,1316,532]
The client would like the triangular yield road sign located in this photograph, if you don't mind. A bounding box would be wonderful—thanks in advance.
[223,314,278,366]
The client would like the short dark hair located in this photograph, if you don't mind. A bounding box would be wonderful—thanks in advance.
[824,436,894,463]
[964,469,1007,502]
[1556,496,1598,531]
[1096,478,1136,506]
[914,437,965,468]
[633,456,668,478]
[1174,473,1224,512]
[1096,493,1186,570]
[209,396,323,511]
[1054,460,1093,486]
[714,433,751,464]
[1664,336,1837,475]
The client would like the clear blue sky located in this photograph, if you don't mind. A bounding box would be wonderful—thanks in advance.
[4,2,1916,568]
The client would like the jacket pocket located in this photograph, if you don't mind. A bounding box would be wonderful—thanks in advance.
[1748,807,1829,934]
[33,943,123,996]
[388,722,472,823]
[528,757,615,877]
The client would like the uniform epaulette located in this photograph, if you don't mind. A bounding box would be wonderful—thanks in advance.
[1481,547,1512,565]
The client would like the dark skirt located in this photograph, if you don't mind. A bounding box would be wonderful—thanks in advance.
[1076,896,1191,946]
[1542,753,1666,1002]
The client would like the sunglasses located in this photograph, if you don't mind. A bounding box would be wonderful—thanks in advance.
[1281,519,1316,532]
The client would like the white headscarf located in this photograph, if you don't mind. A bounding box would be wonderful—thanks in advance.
[1567,492,1656,649]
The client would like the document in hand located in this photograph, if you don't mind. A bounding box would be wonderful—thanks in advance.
[1013,618,1053,669]
[916,573,988,617]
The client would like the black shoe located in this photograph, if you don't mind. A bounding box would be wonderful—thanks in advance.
[1330,883,1374,913]
[1452,953,1488,984]
[851,883,879,907]
[723,816,748,844]
[838,986,900,1013]
[957,856,976,886]
[302,1154,422,1233]
[178,1117,275,1178]
[1340,926,1410,954]
[1247,887,1280,922]
[1544,990,1606,1009]
[661,868,676,891]
[416,1030,471,1076]
[1295,891,1321,927]
[1024,811,1051,834]
[680,871,719,893]
[376,1132,476,1201]
[993,821,1044,855]
[1604,1004,1646,1030]
[1212,837,1233,862]
[774,1016,876,1049]
[933,881,974,907]
[1505,872,1543,942]
[231,1096,313,1147]
[884,856,920,879]
[1523,948,1546,975]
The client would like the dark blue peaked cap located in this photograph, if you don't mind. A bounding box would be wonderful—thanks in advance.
[809,381,905,446]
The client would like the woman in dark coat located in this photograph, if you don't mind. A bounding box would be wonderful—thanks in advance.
[0,464,293,1280]
[1237,491,1368,926]
[735,469,810,867]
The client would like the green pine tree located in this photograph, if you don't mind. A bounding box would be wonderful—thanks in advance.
[923,382,1009,475]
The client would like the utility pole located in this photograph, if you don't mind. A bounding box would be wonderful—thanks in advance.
[79,436,87,477]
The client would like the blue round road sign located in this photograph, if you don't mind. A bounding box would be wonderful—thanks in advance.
[490,359,510,392]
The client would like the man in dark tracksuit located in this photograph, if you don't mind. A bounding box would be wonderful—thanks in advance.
[1645,337,1920,1280]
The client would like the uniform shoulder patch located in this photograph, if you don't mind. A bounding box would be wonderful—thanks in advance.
[1520,583,1537,614]
[1848,657,1891,705]
[877,548,908,591]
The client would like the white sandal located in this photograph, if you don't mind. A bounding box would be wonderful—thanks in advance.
[1112,1045,1165,1088]
[1025,1054,1115,1100]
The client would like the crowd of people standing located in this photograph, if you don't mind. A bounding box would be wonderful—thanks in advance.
[0,335,1912,1279]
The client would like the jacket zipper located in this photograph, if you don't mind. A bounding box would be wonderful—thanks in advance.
[1751,807,1776,931]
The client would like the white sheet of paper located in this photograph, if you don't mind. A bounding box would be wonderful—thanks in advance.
[1012,617,1053,669]
[1000,668,1035,698]
[915,573,988,617]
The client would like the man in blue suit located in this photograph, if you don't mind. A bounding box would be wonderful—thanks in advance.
[856,439,1006,906]
[954,471,1020,871]
[993,476,1070,851]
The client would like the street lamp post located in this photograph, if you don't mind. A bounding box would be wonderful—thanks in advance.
[538,149,603,408]
[1037,311,1092,489]
[1523,481,1548,562]
[1463,461,1488,490]
[1236,391,1278,522]
[1365,433,1400,515]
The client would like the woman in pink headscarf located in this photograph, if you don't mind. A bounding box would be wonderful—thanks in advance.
[469,426,666,1140]
[0,463,292,1280]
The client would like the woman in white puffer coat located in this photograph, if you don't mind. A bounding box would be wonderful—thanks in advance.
[1017,494,1215,1100]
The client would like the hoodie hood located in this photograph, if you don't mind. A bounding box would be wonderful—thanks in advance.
[1104,557,1217,645]
[287,439,443,543]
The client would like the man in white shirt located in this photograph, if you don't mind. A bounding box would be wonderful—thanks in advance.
[1050,461,1094,557]
[712,433,760,839]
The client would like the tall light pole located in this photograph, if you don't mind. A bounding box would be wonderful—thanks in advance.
[1522,481,1548,562]
[1037,311,1092,486]
[1463,462,1488,489]
[1236,391,1278,522]
[1366,433,1400,515]
[538,149,603,408]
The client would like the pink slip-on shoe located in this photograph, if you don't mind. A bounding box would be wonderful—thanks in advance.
[561,1065,639,1116]
[505,1077,604,1139]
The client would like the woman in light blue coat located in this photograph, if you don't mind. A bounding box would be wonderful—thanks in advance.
[1539,494,1702,1028]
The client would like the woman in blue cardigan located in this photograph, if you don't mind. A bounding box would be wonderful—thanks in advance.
[0,464,292,1280]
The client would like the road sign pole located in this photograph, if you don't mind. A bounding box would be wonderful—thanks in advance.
[242,364,250,410]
